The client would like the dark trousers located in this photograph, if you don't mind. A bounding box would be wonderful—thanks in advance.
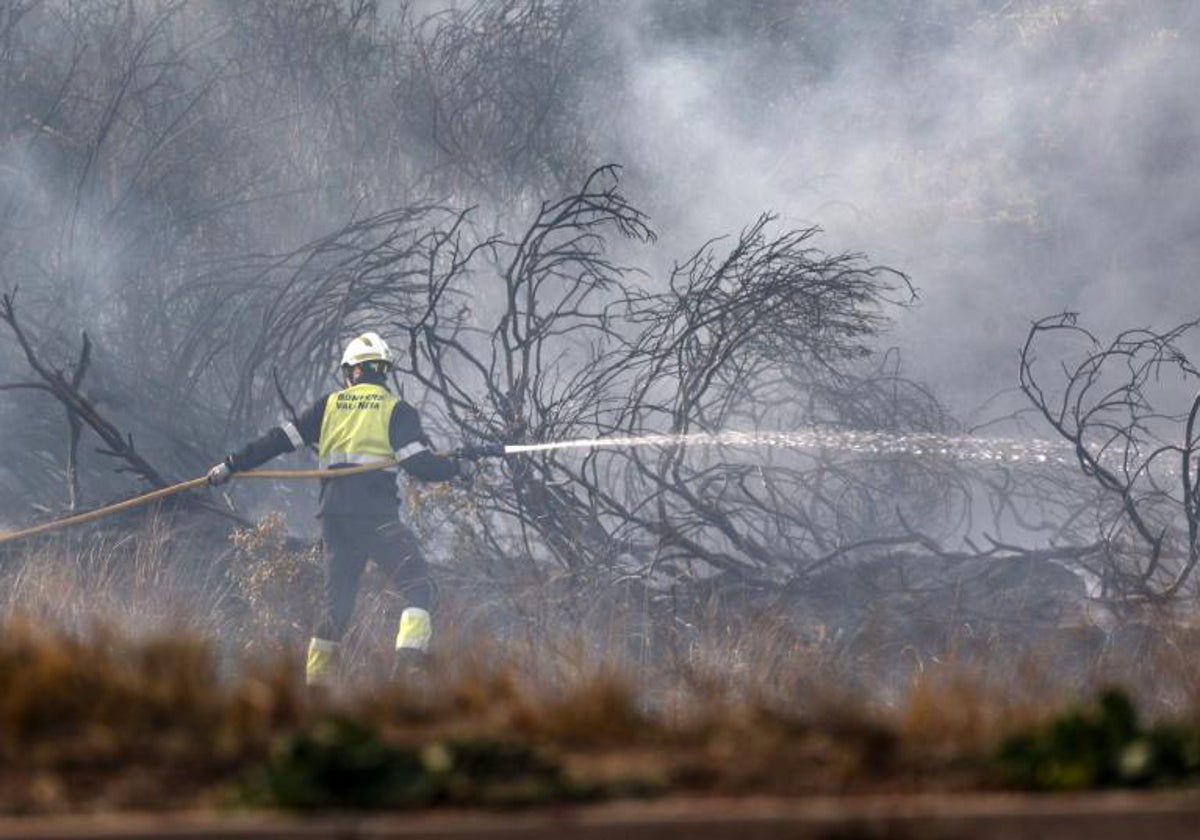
[315,515,433,641]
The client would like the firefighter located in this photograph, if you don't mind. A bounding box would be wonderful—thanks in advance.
[207,331,485,685]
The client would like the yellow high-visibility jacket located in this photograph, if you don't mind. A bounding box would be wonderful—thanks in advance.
[226,380,456,518]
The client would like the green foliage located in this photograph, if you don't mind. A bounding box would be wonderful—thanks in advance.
[241,716,592,810]
[996,689,1200,790]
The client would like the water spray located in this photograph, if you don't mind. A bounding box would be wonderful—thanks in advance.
[488,429,1077,466]
[2,428,1080,545]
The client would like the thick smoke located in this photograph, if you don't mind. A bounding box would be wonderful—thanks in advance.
[595,1,1200,416]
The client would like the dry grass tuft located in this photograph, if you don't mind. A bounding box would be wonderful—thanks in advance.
[0,619,303,812]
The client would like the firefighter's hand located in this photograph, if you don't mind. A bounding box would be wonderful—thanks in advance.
[453,443,506,460]
[207,461,233,486]
[452,457,475,487]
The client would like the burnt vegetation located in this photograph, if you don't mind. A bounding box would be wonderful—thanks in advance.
[2,0,1199,683]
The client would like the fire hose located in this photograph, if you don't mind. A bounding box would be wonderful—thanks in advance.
[0,443,509,546]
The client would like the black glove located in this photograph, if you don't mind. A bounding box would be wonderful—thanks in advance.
[452,457,475,487]
[453,443,506,461]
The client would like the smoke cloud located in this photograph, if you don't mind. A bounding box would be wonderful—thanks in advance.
[594,1,1200,415]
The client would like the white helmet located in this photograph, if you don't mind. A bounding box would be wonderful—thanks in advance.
[340,331,394,368]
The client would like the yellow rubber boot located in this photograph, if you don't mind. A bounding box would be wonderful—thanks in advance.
[306,637,340,687]
[396,607,432,652]
[394,607,432,678]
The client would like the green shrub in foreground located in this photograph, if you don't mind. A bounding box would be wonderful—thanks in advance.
[997,689,1200,790]
[241,716,602,810]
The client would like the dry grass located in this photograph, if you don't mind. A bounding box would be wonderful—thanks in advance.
[4,517,1200,812]
[0,620,302,812]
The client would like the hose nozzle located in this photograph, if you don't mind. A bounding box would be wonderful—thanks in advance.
[453,442,507,461]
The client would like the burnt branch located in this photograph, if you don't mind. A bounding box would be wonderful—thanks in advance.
[1,289,168,490]
[64,330,91,509]
[1020,313,1200,597]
